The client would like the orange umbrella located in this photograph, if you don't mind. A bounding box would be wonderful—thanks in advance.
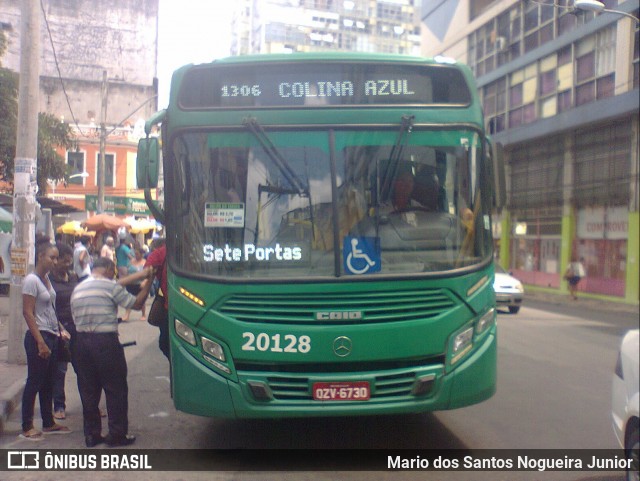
[82,213,128,232]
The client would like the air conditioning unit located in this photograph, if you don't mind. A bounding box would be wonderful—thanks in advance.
[495,36,507,51]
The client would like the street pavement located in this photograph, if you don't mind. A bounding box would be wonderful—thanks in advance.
[0,287,638,435]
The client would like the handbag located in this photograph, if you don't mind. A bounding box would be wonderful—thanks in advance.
[147,294,168,327]
[57,336,72,363]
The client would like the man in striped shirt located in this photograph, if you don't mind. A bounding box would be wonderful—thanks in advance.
[70,257,154,447]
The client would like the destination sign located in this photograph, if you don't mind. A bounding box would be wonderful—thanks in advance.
[178,62,471,109]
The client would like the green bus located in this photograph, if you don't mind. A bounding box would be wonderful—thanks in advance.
[137,53,505,419]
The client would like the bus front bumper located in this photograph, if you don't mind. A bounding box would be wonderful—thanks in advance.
[170,328,496,419]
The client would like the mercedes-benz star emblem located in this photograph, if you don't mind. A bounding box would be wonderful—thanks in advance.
[333,336,353,357]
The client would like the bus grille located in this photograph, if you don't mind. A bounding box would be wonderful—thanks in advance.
[218,289,456,324]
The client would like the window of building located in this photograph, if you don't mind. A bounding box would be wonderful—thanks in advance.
[557,89,572,112]
[508,136,564,211]
[484,77,506,134]
[95,152,115,188]
[508,65,537,128]
[575,27,616,106]
[523,1,540,52]
[574,121,631,206]
[557,0,577,37]
[470,0,498,20]
[466,0,626,79]
[66,151,85,185]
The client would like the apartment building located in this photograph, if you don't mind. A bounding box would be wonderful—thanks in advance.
[231,0,422,55]
[421,0,639,303]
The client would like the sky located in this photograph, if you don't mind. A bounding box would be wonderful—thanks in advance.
[157,0,235,107]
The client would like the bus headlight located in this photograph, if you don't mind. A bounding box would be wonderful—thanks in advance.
[201,337,226,362]
[175,319,196,345]
[476,307,496,335]
[451,327,474,365]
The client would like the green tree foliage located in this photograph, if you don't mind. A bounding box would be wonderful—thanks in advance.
[0,31,18,187]
[0,30,75,195]
[36,112,74,194]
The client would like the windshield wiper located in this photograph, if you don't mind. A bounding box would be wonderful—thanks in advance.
[380,114,414,201]
[243,117,309,196]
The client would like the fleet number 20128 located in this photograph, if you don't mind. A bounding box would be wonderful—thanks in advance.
[242,332,311,353]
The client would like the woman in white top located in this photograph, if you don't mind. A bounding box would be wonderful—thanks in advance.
[20,241,71,440]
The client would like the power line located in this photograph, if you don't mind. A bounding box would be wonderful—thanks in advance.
[39,0,87,136]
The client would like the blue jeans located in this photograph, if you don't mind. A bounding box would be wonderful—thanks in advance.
[53,328,76,412]
[52,360,68,412]
[22,330,59,432]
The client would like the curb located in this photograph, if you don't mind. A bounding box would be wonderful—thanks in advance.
[524,286,639,315]
[0,378,25,434]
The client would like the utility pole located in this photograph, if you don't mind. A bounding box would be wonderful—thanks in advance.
[8,0,40,364]
[97,70,107,213]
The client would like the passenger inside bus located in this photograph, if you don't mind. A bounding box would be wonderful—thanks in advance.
[391,170,415,211]
[411,165,440,212]
[387,162,440,213]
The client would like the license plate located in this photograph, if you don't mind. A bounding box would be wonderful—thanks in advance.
[312,381,370,401]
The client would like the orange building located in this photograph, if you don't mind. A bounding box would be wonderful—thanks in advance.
[49,125,154,217]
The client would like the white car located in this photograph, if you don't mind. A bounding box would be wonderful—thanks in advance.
[493,263,524,314]
[612,329,639,481]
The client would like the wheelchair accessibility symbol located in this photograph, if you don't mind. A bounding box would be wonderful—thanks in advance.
[343,236,381,275]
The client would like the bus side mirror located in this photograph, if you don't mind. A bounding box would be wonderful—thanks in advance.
[488,141,506,212]
[136,137,160,189]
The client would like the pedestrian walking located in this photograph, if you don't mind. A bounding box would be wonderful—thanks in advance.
[123,245,147,322]
[100,236,115,261]
[564,255,586,300]
[50,242,79,420]
[70,257,154,447]
[115,233,134,279]
[73,235,92,281]
[20,241,72,440]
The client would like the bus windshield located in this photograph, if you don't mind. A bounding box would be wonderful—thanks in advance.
[169,126,493,279]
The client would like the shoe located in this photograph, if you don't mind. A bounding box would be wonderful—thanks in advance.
[54,410,66,420]
[85,435,106,447]
[19,428,44,441]
[42,423,71,434]
[106,434,136,447]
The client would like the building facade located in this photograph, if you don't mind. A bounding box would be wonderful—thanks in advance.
[231,0,422,55]
[421,0,639,303]
[0,0,159,216]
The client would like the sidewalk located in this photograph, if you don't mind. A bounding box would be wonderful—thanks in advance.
[0,294,151,434]
[1,289,638,434]
[524,286,640,316]
[0,294,22,435]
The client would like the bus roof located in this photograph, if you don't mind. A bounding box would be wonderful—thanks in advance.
[209,52,460,66]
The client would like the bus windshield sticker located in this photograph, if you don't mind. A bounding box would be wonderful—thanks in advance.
[205,202,245,228]
[343,236,381,275]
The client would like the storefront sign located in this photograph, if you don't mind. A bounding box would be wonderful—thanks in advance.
[577,206,628,240]
[85,195,150,215]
